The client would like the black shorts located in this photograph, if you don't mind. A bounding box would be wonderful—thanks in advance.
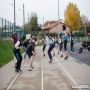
[27,52,33,58]
[27,51,33,58]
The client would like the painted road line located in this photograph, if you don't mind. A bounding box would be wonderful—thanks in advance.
[36,49,44,90]
[41,50,44,90]
[6,72,19,90]
[6,59,29,90]
[54,57,82,90]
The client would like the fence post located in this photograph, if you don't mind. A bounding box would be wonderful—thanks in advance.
[7,21,10,37]
[2,18,3,37]
[5,19,6,38]
[10,22,12,37]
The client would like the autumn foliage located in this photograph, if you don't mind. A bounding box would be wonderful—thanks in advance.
[64,2,81,32]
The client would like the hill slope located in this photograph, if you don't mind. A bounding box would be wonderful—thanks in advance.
[0,40,13,67]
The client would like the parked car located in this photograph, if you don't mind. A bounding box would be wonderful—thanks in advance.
[82,41,90,51]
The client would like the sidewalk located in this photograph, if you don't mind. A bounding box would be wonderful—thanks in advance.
[0,46,90,90]
[0,60,16,90]
[55,52,90,89]
[0,54,27,90]
[45,47,90,90]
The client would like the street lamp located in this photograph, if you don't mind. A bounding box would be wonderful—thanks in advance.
[18,4,25,30]
[23,4,25,30]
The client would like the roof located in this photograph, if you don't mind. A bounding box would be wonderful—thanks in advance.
[42,20,65,30]
[43,20,58,27]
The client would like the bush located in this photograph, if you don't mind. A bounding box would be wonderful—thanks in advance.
[49,33,58,37]
[74,32,85,37]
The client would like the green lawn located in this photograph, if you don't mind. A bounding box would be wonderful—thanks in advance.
[0,39,43,67]
[0,39,14,67]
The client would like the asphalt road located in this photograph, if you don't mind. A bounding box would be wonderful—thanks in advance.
[67,43,90,66]
[0,46,90,90]
[6,47,73,90]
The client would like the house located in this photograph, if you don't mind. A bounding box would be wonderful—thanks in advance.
[42,20,70,34]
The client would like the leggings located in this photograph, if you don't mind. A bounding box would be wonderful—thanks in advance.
[43,44,46,52]
[60,40,67,51]
[48,43,55,60]
[14,49,22,70]
[71,43,74,52]
[60,42,63,51]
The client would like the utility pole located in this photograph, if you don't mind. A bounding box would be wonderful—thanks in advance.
[58,0,60,21]
[28,12,30,23]
[14,0,16,32]
[23,4,25,30]
[43,17,44,25]
[85,24,87,49]
[57,0,60,36]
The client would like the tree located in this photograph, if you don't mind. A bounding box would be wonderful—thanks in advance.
[24,23,31,33]
[30,12,38,31]
[81,15,89,25]
[24,12,42,34]
[64,2,81,32]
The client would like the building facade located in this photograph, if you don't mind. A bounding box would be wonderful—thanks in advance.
[42,20,70,34]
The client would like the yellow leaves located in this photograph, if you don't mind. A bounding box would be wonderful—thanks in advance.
[64,2,81,32]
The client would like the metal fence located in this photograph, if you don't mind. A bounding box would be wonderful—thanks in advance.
[0,17,26,38]
[75,36,90,42]
[0,17,15,38]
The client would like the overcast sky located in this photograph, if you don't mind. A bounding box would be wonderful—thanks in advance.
[0,0,90,26]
